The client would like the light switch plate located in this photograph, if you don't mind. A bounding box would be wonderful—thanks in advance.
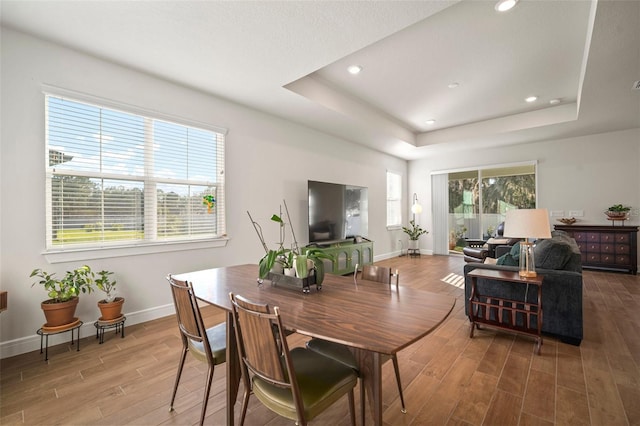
[568,210,584,217]
[550,210,564,217]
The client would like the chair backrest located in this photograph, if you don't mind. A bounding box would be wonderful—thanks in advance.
[167,275,212,359]
[229,293,293,387]
[354,263,399,288]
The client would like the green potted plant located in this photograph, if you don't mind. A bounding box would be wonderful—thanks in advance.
[402,220,428,250]
[251,204,334,287]
[605,204,631,219]
[30,265,95,327]
[95,270,124,320]
[297,247,334,285]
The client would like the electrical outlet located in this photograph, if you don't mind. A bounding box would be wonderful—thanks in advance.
[568,210,584,217]
[550,210,564,217]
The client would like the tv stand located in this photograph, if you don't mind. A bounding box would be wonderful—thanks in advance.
[304,240,373,275]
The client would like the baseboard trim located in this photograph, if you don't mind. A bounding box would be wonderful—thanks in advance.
[0,303,175,360]
[376,249,432,261]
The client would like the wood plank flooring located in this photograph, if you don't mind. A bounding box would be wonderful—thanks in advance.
[1,254,639,425]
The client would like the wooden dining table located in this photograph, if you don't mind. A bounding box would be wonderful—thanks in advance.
[174,264,456,426]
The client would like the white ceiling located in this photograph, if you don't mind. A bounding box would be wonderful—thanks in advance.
[2,0,639,160]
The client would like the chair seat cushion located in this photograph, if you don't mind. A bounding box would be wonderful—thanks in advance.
[305,338,358,371]
[252,347,357,421]
[188,322,227,364]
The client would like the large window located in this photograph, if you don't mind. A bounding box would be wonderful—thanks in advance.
[45,94,226,250]
[386,171,402,227]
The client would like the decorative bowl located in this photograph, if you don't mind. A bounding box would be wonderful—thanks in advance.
[605,211,629,219]
[558,217,577,225]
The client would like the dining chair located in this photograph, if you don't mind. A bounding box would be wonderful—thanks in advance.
[229,292,358,426]
[167,275,226,426]
[306,263,406,422]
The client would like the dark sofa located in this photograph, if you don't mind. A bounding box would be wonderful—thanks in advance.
[463,231,583,345]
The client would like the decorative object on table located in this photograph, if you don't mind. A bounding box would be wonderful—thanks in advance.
[30,265,95,327]
[558,217,577,225]
[202,194,216,213]
[402,219,428,251]
[95,269,125,321]
[605,204,631,220]
[248,200,333,292]
[503,208,552,278]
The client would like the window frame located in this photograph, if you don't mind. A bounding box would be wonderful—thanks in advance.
[42,86,228,263]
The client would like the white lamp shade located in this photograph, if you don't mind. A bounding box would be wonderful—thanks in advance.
[411,203,423,214]
[503,209,551,239]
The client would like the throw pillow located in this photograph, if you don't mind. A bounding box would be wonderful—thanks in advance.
[496,242,520,266]
[534,239,572,269]
[484,257,498,265]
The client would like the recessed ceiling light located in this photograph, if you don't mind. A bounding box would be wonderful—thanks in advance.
[495,0,518,12]
[448,82,459,89]
[426,119,436,125]
[347,65,362,75]
[525,96,538,103]
[549,98,561,105]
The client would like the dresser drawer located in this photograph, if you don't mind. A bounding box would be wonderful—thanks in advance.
[587,232,601,242]
[614,233,630,243]
[601,244,614,254]
[586,243,600,252]
[615,255,630,265]
[600,233,615,243]
[615,244,630,254]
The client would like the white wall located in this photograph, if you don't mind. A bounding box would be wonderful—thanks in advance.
[409,128,640,253]
[0,28,407,358]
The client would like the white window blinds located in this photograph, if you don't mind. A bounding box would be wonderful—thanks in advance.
[45,94,225,249]
[386,171,402,227]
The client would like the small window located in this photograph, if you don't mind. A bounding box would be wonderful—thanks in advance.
[45,94,226,250]
[386,171,402,227]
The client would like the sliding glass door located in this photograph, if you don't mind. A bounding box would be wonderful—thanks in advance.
[446,163,536,251]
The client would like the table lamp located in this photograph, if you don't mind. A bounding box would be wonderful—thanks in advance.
[503,209,551,278]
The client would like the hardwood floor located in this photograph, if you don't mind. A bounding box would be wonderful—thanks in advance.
[1,255,639,425]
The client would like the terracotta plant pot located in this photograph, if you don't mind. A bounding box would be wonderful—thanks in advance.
[41,297,79,327]
[98,297,125,320]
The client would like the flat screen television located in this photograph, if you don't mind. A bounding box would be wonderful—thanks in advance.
[308,180,368,245]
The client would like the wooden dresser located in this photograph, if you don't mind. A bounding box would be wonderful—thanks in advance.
[554,225,638,274]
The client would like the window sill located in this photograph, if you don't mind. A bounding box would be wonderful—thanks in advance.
[43,238,229,264]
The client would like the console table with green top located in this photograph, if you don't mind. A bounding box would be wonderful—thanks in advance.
[303,239,373,275]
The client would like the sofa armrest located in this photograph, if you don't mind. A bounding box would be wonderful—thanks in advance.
[494,245,512,258]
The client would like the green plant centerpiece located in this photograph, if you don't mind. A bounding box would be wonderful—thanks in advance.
[30,265,95,327]
[606,204,631,219]
[248,201,334,292]
[95,270,124,321]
